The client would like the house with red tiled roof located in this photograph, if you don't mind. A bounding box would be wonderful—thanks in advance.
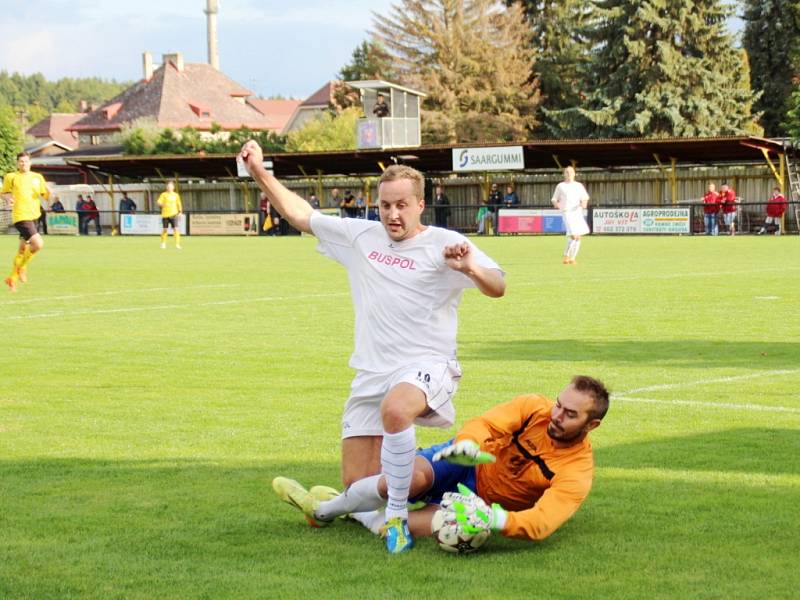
[282,81,339,133]
[247,98,302,134]
[26,113,82,155]
[68,52,277,146]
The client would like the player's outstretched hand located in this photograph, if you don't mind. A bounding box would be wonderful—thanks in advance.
[432,440,496,466]
[440,483,507,533]
[238,140,264,176]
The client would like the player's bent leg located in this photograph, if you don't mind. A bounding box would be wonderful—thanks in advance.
[271,477,334,528]
[408,504,438,538]
[341,436,382,487]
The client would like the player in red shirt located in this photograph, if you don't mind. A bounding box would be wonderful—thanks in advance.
[719,183,738,235]
[702,183,721,236]
[758,187,788,235]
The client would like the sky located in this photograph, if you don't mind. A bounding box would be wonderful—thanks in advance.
[0,1,744,101]
[0,0,397,99]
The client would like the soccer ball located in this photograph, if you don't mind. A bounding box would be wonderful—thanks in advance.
[430,508,490,554]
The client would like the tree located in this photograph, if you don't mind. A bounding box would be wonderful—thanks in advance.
[510,0,593,137]
[285,107,360,152]
[742,0,800,136]
[0,106,23,175]
[338,41,396,82]
[784,83,800,140]
[548,0,761,138]
[371,0,540,144]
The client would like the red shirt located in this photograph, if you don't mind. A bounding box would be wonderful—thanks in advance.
[703,191,720,214]
[720,189,737,213]
[766,194,787,217]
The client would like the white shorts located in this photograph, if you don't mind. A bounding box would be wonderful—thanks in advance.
[341,359,462,438]
[563,210,590,236]
[723,212,736,226]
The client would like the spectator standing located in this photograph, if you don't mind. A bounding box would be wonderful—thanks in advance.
[340,190,357,218]
[551,166,590,264]
[758,187,788,235]
[308,193,320,210]
[83,195,101,235]
[478,183,503,235]
[433,185,451,229]
[50,196,65,212]
[503,184,520,208]
[75,194,87,234]
[355,191,366,218]
[330,188,341,210]
[259,192,273,235]
[38,196,48,235]
[719,183,738,235]
[119,192,137,215]
[373,93,390,118]
[702,183,721,236]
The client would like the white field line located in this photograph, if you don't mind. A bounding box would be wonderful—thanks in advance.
[1,292,349,321]
[512,265,800,286]
[618,369,800,395]
[613,395,800,414]
[599,466,800,487]
[0,283,242,306]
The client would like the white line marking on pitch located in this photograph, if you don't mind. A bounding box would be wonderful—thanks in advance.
[755,296,779,300]
[613,396,800,414]
[618,370,800,395]
[1,292,349,321]
[0,283,242,306]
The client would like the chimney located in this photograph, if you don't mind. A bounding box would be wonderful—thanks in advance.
[205,0,220,70]
[162,52,184,72]
[143,51,154,80]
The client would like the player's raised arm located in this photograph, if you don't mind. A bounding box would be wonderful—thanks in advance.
[443,242,506,298]
[238,140,313,234]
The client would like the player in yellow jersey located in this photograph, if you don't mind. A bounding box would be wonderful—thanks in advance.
[2,152,50,292]
[274,375,609,545]
[157,180,182,249]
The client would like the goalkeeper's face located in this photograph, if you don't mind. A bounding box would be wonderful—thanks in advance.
[547,385,600,445]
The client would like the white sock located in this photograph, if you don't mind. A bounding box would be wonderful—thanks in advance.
[315,474,384,521]
[351,510,386,536]
[570,239,581,259]
[564,238,572,256]
[381,426,416,521]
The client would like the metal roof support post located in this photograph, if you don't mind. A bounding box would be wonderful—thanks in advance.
[759,148,784,190]
[109,174,117,233]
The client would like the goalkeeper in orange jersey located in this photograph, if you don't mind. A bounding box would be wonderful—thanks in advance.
[2,152,50,292]
[157,180,182,249]
[273,374,609,544]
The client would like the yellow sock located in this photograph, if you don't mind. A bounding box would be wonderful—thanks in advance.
[19,247,36,270]
[161,231,167,244]
[174,231,181,246]
[10,251,24,279]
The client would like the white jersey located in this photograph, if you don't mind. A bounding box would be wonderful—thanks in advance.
[310,212,502,372]
[551,181,589,213]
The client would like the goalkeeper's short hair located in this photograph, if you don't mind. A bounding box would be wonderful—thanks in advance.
[572,375,610,420]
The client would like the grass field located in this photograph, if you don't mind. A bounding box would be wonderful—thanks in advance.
[1,233,798,599]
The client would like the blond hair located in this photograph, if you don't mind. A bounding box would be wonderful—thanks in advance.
[379,165,424,202]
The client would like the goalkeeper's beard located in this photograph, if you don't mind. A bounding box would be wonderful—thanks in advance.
[547,420,586,444]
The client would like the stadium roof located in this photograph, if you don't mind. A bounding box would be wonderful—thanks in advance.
[65,136,790,181]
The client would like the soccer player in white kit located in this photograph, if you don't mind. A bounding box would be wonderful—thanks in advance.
[551,166,590,264]
[238,140,506,553]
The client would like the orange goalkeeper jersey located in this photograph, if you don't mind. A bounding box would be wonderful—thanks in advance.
[456,394,594,541]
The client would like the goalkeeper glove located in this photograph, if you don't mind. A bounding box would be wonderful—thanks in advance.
[432,440,496,465]
[440,483,507,534]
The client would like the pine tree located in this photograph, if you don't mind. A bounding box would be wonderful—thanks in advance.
[511,1,592,137]
[549,0,760,138]
[742,0,800,136]
[338,41,396,82]
[371,0,540,144]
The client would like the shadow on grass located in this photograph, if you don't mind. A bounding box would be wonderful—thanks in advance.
[596,428,800,476]
[461,338,799,369]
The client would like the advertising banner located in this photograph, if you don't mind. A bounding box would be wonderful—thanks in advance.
[497,209,567,234]
[452,146,525,172]
[120,214,187,235]
[46,212,79,235]
[189,213,259,235]
[593,208,690,234]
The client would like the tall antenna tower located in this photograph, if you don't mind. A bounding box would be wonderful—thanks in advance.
[205,0,220,70]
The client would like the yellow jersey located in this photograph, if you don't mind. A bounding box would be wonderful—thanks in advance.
[2,170,50,223]
[456,394,595,541]
[157,191,182,218]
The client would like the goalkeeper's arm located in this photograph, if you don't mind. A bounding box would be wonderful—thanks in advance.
[432,439,496,466]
